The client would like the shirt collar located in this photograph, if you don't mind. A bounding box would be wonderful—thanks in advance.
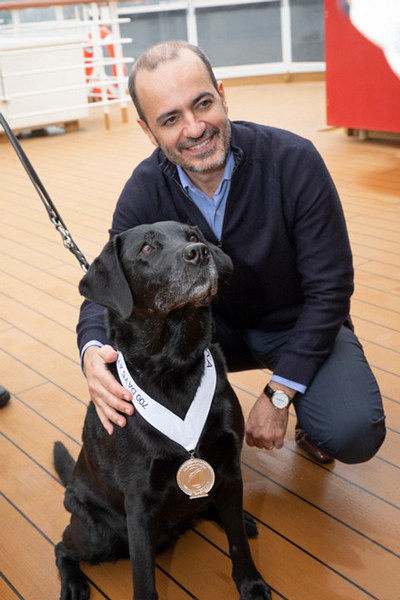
[177,149,235,197]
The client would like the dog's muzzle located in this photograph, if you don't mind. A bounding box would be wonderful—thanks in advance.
[154,242,218,311]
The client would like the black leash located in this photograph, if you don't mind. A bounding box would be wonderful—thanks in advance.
[0,113,90,272]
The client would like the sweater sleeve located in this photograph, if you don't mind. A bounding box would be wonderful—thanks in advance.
[76,299,110,354]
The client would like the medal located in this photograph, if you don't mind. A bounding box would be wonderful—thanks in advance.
[176,456,215,499]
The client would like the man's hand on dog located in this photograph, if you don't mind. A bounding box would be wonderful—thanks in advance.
[83,345,133,435]
[245,388,292,450]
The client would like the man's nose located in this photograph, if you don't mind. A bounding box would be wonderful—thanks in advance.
[182,112,206,139]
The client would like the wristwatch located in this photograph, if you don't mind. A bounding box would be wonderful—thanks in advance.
[264,383,291,410]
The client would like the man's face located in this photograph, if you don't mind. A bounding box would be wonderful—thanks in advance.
[135,49,231,175]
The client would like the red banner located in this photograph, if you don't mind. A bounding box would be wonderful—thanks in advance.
[325,0,400,133]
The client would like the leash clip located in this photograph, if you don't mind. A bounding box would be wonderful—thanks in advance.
[55,222,73,250]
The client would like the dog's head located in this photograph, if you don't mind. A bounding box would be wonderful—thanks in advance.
[79,221,233,319]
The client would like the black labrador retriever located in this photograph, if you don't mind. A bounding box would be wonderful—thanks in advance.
[54,221,271,600]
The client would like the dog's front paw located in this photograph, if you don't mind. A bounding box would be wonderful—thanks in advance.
[239,578,272,600]
[60,572,90,600]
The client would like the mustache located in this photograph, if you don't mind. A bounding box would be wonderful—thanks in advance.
[178,126,219,151]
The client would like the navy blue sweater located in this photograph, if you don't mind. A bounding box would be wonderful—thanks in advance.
[77,121,354,387]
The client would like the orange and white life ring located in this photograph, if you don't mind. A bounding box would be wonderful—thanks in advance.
[84,26,127,100]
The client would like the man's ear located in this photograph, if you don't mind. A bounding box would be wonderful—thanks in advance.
[79,235,133,319]
[137,118,158,147]
[217,80,229,115]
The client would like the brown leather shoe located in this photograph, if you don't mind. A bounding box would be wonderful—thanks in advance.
[295,422,334,464]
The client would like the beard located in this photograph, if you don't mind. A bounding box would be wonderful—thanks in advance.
[157,118,231,174]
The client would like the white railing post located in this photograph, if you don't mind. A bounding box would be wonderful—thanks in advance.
[281,0,293,78]
[187,0,198,47]
[108,0,129,123]
[0,1,133,131]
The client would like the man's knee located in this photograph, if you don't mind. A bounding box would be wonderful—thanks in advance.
[320,413,386,464]
[298,326,386,464]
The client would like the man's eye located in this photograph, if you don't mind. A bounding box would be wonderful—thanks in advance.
[163,116,177,126]
[140,244,153,254]
[188,234,198,243]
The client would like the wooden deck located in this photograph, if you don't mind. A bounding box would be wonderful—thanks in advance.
[1,81,399,600]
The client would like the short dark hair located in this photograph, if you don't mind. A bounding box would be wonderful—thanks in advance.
[128,40,219,123]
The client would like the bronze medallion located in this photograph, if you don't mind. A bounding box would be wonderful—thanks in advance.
[176,457,215,499]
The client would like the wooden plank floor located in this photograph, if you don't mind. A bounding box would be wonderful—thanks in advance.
[1,81,399,600]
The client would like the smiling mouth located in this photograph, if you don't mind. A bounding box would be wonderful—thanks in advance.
[186,135,214,153]
[179,128,219,155]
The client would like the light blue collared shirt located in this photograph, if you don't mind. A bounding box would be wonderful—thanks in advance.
[176,149,235,240]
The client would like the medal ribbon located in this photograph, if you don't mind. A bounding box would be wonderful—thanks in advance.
[116,349,217,452]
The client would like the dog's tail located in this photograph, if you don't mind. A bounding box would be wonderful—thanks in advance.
[53,441,76,487]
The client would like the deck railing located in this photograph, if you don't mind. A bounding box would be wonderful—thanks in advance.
[0,1,134,131]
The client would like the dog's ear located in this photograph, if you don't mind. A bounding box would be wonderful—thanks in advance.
[79,235,133,319]
[209,243,233,285]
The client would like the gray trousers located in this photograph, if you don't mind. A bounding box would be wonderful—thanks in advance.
[212,316,386,464]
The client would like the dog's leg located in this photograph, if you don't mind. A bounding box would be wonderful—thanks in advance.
[204,503,258,538]
[125,496,159,600]
[55,535,90,600]
[55,544,89,600]
[56,507,128,600]
[213,480,272,600]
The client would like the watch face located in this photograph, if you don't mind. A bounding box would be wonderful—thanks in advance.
[272,390,289,409]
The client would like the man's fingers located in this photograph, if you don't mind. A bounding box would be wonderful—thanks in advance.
[245,429,276,450]
[92,389,131,431]
[99,366,133,405]
[89,375,133,421]
[95,405,114,436]
[100,402,127,429]
[245,432,255,447]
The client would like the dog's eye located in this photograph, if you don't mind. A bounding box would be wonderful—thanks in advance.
[140,243,153,254]
[188,233,198,243]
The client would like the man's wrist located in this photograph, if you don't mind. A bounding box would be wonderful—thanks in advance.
[264,381,296,401]
[81,340,104,375]
[263,382,295,410]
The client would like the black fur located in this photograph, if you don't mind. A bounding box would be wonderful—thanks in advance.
[54,221,271,600]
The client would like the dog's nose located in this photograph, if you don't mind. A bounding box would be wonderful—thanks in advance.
[183,243,210,266]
